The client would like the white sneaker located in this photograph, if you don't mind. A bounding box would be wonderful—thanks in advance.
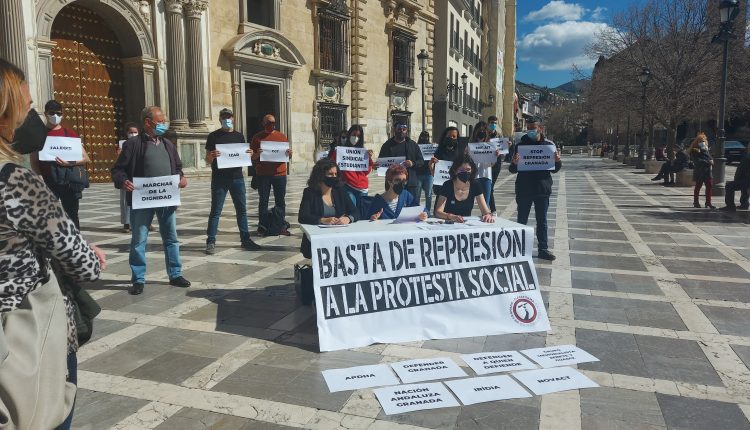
[491,212,498,217]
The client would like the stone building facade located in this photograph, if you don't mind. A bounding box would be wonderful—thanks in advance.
[1,0,515,180]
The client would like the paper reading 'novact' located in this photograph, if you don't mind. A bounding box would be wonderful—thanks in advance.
[511,367,599,395]
[373,383,460,415]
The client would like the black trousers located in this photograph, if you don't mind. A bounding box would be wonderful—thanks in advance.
[49,183,80,229]
[725,180,750,209]
[256,175,287,227]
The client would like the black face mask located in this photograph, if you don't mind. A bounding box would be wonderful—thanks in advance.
[457,171,471,183]
[445,138,457,149]
[392,182,405,194]
[10,109,47,154]
[323,176,338,188]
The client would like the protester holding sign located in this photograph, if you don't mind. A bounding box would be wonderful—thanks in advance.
[430,127,464,200]
[30,100,91,228]
[414,131,434,214]
[488,115,511,215]
[250,114,293,236]
[117,122,140,232]
[111,106,190,295]
[204,108,260,254]
[368,164,427,221]
[469,122,502,213]
[434,155,494,223]
[328,124,374,207]
[509,119,561,261]
[298,159,358,258]
[378,123,423,199]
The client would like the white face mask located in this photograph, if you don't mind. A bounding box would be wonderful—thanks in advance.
[46,114,62,126]
[127,132,139,138]
[349,136,359,146]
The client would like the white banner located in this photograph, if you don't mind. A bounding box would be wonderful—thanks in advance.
[376,156,405,176]
[460,351,538,375]
[131,175,181,209]
[517,145,556,171]
[468,142,498,165]
[39,136,83,161]
[521,345,599,368]
[512,367,599,396]
[322,364,400,392]
[260,140,289,162]
[491,138,510,155]
[390,358,467,383]
[433,160,452,187]
[373,383,460,415]
[305,221,550,351]
[215,143,252,169]
[336,147,369,172]
[418,144,437,161]
[445,375,531,405]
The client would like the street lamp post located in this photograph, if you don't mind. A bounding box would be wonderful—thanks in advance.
[460,72,468,111]
[417,49,429,133]
[636,67,651,168]
[712,0,740,197]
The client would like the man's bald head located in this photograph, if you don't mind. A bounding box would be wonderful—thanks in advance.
[262,114,276,125]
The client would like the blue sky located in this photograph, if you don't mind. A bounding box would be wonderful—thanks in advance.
[516,0,631,88]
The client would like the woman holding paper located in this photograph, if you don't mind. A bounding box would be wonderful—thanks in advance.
[469,122,502,213]
[368,164,427,221]
[430,127,463,199]
[327,124,373,207]
[434,155,494,223]
[298,159,358,258]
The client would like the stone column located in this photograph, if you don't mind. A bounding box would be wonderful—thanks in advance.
[0,0,27,74]
[164,0,189,128]
[183,0,208,128]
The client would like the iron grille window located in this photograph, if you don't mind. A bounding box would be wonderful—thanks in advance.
[319,12,350,74]
[392,33,415,86]
[318,103,348,146]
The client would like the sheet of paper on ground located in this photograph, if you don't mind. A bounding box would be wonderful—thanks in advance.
[390,357,467,383]
[260,140,289,162]
[511,367,598,395]
[521,345,599,368]
[445,375,531,405]
[373,382,460,415]
[321,364,400,392]
[215,143,252,169]
[461,350,538,375]
[131,175,181,209]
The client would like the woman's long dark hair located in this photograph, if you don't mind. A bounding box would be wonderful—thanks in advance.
[347,124,365,148]
[436,126,460,151]
[471,121,489,142]
[417,131,430,145]
[448,154,478,181]
[307,158,339,188]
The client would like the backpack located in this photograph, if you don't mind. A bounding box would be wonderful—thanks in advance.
[260,206,289,236]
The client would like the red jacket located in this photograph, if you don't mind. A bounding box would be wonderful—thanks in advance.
[329,148,373,190]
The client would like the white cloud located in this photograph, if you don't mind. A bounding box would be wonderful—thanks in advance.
[591,6,607,21]
[518,21,612,71]
[524,1,587,22]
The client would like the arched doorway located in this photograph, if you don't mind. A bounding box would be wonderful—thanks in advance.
[51,3,126,182]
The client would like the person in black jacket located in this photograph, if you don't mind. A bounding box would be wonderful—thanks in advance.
[298,158,358,258]
[429,126,464,202]
[378,123,424,199]
[509,122,562,261]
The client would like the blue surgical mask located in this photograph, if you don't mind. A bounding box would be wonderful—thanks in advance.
[221,118,233,130]
[527,130,538,141]
[489,123,497,132]
[154,122,169,136]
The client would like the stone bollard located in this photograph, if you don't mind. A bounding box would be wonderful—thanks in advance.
[675,169,695,187]
[644,160,662,174]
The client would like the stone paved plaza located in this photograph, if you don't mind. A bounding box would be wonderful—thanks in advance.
[71,156,750,430]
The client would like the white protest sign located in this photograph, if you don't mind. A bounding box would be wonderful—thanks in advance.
[376,156,406,176]
[215,143,252,169]
[512,367,598,395]
[336,147,369,172]
[305,221,550,352]
[390,358,467,384]
[491,138,510,155]
[317,150,330,161]
[419,144,438,161]
[260,140,289,162]
[521,345,599,368]
[373,383,460,415]
[445,375,531,405]
[468,142,498,165]
[39,136,83,161]
[461,351,538,375]
[517,145,556,171]
[131,175,181,209]
[392,206,425,224]
[322,364,400,392]
[118,139,126,149]
[433,160,452,187]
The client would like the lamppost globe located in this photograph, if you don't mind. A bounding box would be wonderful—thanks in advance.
[417,49,428,71]
[719,0,740,24]
[460,73,468,87]
[638,67,651,85]
[417,49,429,133]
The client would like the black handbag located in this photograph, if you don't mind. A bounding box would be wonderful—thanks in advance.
[294,264,315,306]
[66,277,101,346]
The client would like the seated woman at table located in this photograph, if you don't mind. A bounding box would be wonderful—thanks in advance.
[298,158,358,258]
[434,155,495,223]
[368,164,428,221]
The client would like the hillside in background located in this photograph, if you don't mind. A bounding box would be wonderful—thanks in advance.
[516,79,590,100]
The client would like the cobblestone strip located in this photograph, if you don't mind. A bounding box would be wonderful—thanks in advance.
[77,324,157,363]
[111,401,183,430]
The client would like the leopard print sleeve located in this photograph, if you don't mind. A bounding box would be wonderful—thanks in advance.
[2,165,101,282]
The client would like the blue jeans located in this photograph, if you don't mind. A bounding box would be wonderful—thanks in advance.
[414,174,434,215]
[206,178,251,245]
[345,184,368,208]
[477,178,492,210]
[516,194,550,251]
[55,352,77,430]
[129,206,182,283]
